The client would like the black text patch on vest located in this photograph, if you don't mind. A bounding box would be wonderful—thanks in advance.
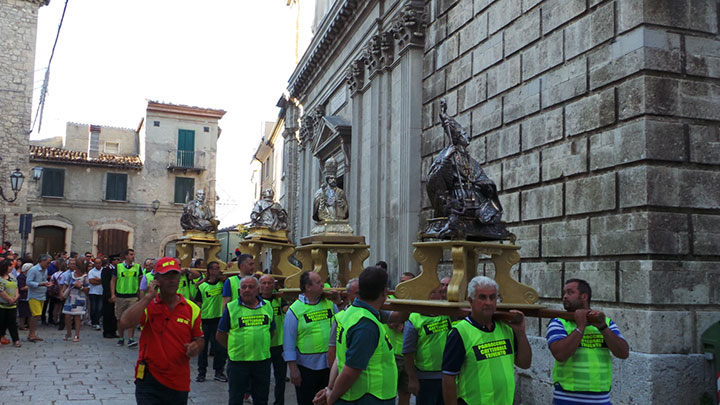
[472,339,513,361]
[238,314,270,327]
[205,288,222,298]
[303,309,333,323]
[580,333,607,348]
[423,319,451,335]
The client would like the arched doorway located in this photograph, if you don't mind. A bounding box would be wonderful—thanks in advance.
[33,226,66,261]
[97,229,129,257]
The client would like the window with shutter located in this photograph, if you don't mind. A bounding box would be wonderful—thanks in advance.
[174,177,195,203]
[106,173,128,201]
[41,168,65,197]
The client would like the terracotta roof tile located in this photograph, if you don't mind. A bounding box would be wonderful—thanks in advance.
[29,145,143,170]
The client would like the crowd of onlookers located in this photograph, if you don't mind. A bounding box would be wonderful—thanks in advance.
[0,243,134,346]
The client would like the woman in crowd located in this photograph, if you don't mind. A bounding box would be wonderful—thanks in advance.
[61,258,89,342]
[16,262,32,330]
[50,259,67,329]
[0,259,21,347]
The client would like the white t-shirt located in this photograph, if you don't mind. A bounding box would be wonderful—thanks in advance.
[88,268,103,295]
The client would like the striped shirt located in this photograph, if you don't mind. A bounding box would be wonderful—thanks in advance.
[546,318,625,405]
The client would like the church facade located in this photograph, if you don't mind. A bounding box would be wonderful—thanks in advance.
[281,0,720,403]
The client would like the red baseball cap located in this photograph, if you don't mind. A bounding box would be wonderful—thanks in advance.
[155,257,181,274]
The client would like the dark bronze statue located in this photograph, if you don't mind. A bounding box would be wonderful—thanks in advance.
[424,99,512,241]
[250,188,288,231]
[180,189,218,233]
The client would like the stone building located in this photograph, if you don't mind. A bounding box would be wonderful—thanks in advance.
[0,0,47,248]
[26,101,225,261]
[280,0,720,403]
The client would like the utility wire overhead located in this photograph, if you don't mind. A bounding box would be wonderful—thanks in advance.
[30,0,70,135]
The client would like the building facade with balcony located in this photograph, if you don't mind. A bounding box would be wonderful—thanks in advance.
[26,100,226,261]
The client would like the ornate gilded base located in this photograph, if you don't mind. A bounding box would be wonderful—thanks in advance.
[310,220,354,235]
[176,231,227,272]
[238,230,301,280]
[287,240,369,289]
[244,227,291,243]
[394,240,538,305]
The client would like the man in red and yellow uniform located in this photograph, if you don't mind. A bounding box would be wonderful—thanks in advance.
[118,257,204,404]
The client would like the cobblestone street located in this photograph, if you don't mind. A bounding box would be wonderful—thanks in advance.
[0,323,296,404]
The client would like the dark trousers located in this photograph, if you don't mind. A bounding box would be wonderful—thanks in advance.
[89,294,103,326]
[41,296,49,323]
[227,358,271,405]
[102,296,117,336]
[135,369,188,405]
[0,307,19,343]
[417,378,444,405]
[270,345,287,405]
[198,317,226,374]
[295,365,329,405]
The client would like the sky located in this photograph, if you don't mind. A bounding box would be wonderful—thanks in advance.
[31,0,315,227]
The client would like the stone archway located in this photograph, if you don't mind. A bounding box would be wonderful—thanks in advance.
[29,217,73,259]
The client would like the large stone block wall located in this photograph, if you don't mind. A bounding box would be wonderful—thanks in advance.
[422,0,720,403]
[0,0,45,248]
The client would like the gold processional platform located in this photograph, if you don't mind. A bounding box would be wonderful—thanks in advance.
[385,240,544,317]
[176,230,227,272]
[236,227,301,279]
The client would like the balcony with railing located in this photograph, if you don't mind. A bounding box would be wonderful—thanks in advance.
[167,149,206,173]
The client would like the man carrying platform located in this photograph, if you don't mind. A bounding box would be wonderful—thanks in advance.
[260,274,289,405]
[195,261,228,383]
[283,271,338,405]
[547,279,629,405]
[217,275,275,405]
[442,276,531,405]
[222,254,256,310]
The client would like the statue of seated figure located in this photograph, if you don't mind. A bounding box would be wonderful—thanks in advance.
[180,189,218,233]
[250,188,288,231]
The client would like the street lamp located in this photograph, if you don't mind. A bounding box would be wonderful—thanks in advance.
[0,167,24,203]
[32,166,43,181]
[151,199,161,214]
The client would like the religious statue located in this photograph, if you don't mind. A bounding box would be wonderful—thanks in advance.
[180,189,218,233]
[424,99,512,241]
[250,188,288,231]
[311,157,352,234]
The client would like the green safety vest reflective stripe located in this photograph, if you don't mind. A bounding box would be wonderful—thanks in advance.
[116,263,141,295]
[454,319,516,405]
[229,276,241,302]
[553,317,613,392]
[177,274,196,300]
[226,299,273,361]
[408,313,452,372]
[197,281,224,319]
[336,305,398,402]
[270,296,285,347]
[288,298,334,354]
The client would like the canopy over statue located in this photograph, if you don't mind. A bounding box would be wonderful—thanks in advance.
[250,188,288,231]
[424,99,512,241]
[180,189,218,233]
